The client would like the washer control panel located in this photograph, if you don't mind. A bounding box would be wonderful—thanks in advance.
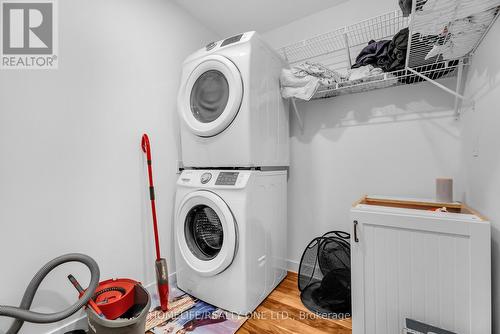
[178,170,250,188]
[215,172,239,185]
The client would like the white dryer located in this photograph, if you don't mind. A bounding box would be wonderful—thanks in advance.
[174,169,287,314]
[177,32,289,168]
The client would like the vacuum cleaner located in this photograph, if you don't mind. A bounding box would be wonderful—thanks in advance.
[0,253,100,334]
[0,254,150,334]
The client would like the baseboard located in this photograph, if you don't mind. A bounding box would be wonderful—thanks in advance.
[286,259,299,273]
[144,272,178,309]
[46,272,177,334]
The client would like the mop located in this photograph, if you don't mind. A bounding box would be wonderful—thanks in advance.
[141,134,169,311]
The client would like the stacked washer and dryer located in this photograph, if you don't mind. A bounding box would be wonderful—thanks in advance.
[174,31,290,315]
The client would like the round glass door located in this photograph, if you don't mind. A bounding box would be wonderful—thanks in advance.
[176,191,237,276]
[185,205,224,260]
[180,55,243,137]
[190,70,229,123]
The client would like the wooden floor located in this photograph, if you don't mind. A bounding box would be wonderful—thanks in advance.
[238,272,352,334]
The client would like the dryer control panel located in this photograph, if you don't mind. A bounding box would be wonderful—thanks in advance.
[202,32,253,53]
[220,34,244,47]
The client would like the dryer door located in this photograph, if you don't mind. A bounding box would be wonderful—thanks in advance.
[180,55,243,137]
[176,190,237,276]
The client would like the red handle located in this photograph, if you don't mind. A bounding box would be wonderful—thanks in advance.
[141,134,161,261]
[68,274,106,318]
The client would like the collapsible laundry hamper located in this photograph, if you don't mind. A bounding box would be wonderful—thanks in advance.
[298,231,351,317]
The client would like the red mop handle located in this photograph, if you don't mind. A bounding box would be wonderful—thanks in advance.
[141,134,161,261]
[142,134,169,311]
[67,274,105,318]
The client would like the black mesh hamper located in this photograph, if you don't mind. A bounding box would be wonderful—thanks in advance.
[298,231,351,317]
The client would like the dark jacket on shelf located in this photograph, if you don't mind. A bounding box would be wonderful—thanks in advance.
[351,40,391,69]
[351,27,409,73]
[383,27,409,72]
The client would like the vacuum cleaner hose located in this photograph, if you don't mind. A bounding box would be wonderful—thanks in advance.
[0,253,100,334]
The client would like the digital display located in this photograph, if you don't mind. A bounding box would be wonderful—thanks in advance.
[215,172,239,185]
[221,34,243,47]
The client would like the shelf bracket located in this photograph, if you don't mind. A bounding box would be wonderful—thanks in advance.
[405,67,465,100]
[454,63,465,119]
[290,97,304,131]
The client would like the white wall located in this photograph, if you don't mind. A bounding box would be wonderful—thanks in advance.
[1,0,495,332]
[460,18,500,334]
[0,1,217,333]
[262,0,463,270]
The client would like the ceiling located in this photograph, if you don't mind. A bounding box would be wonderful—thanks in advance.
[173,0,347,37]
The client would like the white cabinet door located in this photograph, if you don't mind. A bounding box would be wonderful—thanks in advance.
[351,209,490,334]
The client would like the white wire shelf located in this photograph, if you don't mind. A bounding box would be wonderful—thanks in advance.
[314,60,466,99]
[278,11,409,74]
[278,0,500,102]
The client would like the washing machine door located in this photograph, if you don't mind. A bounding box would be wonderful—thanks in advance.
[177,190,237,276]
[180,55,243,137]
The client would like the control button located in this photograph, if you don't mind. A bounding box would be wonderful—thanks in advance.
[205,42,217,51]
[200,172,212,184]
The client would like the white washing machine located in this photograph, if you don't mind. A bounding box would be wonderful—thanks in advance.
[177,31,289,168]
[174,169,287,314]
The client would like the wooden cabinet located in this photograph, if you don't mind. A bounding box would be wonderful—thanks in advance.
[351,196,491,334]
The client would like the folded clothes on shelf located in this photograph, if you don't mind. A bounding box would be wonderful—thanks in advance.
[280,62,346,100]
[280,69,321,100]
[347,65,384,82]
[340,65,397,89]
[293,62,345,84]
